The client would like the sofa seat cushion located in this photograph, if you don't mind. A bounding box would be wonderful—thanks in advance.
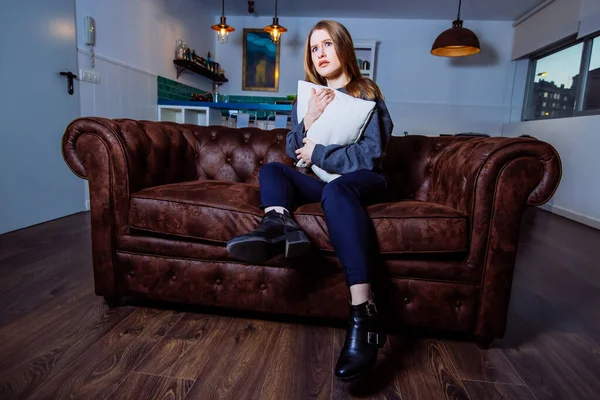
[130,182,468,255]
[130,180,262,243]
[294,201,468,254]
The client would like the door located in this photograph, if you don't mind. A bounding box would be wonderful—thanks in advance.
[0,0,83,234]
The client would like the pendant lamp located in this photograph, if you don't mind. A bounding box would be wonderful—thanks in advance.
[431,0,480,57]
[211,0,234,43]
[264,0,287,44]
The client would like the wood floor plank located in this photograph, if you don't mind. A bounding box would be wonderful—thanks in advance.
[442,340,523,384]
[0,215,93,325]
[0,256,93,326]
[512,212,600,337]
[184,318,283,400]
[134,313,233,380]
[0,296,134,400]
[0,212,90,279]
[463,381,535,400]
[257,323,333,400]
[501,331,600,400]
[108,372,194,400]
[28,308,182,400]
[0,287,117,370]
[0,212,89,265]
[390,335,470,400]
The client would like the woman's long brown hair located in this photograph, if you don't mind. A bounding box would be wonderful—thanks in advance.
[303,20,382,101]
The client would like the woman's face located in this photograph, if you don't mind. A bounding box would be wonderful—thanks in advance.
[310,29,342,79]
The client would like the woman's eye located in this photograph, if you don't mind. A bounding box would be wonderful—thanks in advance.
[311,46,318,52]
[325,41,332,47]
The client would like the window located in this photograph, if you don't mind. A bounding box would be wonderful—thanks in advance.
[523,34,600,120]
[583,36,600,111]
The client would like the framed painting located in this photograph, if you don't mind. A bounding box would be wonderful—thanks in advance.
[242,28,280,92]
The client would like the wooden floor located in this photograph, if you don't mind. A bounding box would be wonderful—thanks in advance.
[0,208,599,400]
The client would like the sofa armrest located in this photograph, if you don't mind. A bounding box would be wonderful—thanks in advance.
[62,117,198,295]
[420,137,560,212]
[384,135,562,338]
[431,137,561,338]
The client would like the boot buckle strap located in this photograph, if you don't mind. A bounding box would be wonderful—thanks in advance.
[367,331,380,345]
[365,303,378,317]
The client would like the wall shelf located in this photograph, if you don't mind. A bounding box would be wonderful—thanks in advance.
[173,59,228,83]
[354,40,378,82]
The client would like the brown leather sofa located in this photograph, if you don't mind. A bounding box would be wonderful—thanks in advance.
[62,117,561,347]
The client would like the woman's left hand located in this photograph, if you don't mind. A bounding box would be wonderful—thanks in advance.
[296,138,316,166]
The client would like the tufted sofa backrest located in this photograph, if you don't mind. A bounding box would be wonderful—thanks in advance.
[382,135,471,202]
[190,125,294,185]
[108,122,295,193]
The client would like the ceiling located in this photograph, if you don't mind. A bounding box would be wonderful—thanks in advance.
[205,0,547,21]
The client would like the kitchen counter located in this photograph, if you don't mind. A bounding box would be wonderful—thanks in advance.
[157,99,293,127]
[158,99,293,112]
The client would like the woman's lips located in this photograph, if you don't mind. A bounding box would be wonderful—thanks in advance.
[319,61,329,67]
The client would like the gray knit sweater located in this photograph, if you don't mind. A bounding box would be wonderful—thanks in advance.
[286,87,394,174]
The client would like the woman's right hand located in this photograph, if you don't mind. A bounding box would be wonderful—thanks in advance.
[304,88,334,130]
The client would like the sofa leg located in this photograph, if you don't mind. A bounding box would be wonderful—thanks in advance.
[476,335,493,350]
[104,296,122,308]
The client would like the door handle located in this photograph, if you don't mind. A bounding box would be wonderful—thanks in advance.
[60,71,78,95]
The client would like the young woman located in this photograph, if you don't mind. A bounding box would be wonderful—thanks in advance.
[227,20,394,381]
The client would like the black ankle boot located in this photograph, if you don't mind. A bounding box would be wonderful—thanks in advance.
[280,211,311,258]
[335,301,387,381]
[226,210,310,264]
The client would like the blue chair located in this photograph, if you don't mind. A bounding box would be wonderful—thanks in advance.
[265,113,289,129]
[236,113,250,128]
[275,114,289,129]
[227,110,238,127]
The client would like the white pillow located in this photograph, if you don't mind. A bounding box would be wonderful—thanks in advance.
[295,80,376,182]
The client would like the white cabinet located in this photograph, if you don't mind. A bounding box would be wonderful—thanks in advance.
[158,105,223,126]
[354,40,378,81]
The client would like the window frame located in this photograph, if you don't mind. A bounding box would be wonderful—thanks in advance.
[522,32,600,121]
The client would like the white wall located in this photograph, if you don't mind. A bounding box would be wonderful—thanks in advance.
[502,116,600,229]
[76,0,215,94]
[214,16,516,136]
[77,50,157,120]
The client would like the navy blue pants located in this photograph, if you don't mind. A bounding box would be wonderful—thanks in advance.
[259,162,387,286]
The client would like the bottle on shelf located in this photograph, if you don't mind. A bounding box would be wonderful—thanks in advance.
[175,39,185,60]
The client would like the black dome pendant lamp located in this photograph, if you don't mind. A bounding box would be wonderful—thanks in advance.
[431,0,481,57]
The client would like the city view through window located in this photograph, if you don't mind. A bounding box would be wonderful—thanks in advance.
[525,35,600,120]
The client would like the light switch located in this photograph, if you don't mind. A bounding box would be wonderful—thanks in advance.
[79,69,101,84]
